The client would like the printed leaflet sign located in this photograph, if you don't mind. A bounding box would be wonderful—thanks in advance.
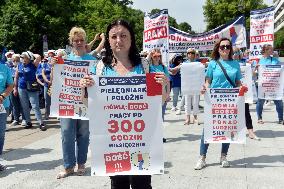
[50,60,94,119]
[204,88,246,144]
[88,75,163,176]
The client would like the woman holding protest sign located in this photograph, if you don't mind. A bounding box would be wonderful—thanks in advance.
[255,44,283,125]
[14,52,46,131]
[182,48,201,125]
[147,48,170,143]
[80,19,167,189]
[233,47,260,140]
[53,27,96,179]
[0,62,14,171]
[194,38,244,170]
[147,49,170,119]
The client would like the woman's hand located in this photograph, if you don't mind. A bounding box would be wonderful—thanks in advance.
[154,72,168,86]
[79,75,95,88]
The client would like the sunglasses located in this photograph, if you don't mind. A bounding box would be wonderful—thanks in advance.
[219,45,231,50]
[188,52,195,55]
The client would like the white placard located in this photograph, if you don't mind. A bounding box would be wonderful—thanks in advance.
[50,60,95,119]
[88,75,164,176]
[258,65,284,100]
[240,64,253,103]
[204,88,246,144]
[180,62,205,95]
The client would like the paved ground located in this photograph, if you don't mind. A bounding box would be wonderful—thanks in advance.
[1,100,284,189]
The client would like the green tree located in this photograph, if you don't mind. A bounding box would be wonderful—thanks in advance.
[0,0,80,53]
[203,0,267,31]
[75,0,144,49]
[274,27,284,56]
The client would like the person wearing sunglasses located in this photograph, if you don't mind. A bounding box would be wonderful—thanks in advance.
[147,48,170,143]
[194,38,243,170]
[233,47,260,141]
[255,44,282,125]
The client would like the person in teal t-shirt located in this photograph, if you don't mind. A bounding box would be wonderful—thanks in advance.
[81,19,168,189]
[147,48,170,143]
[195,38,243,170]
[55,26,96,179]
[0,63,14,171]
[256,44,283,125]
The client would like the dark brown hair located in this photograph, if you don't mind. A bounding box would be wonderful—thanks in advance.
[211,38,233,61]
[104,19,141,67]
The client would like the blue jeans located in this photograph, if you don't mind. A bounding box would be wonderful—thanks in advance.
[256,99,283,121]
[10,91,25,122]
[60,118,90,169]
[172,87,181,107]
[44,86,51,118]
[0,109,8,155]
[199,130,230,156]
[18,88,43,124]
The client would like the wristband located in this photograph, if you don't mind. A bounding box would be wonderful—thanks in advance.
[0,94,5,100]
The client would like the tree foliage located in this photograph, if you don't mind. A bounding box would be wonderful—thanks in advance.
[274,27,284,56]
[203,0,268,31]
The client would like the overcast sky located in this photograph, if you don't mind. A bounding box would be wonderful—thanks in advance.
[131,0,274,32]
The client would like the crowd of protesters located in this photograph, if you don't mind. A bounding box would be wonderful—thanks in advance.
[0,19,283,189]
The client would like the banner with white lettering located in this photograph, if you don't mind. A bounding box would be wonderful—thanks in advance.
[240,64,253,103]
[258,65,284,100]
[143,9,169,66]
[88,74,163,176]
[204,88,246,144]
[169,16,246,52]
[50,60,94,119]
[0,104,6,114]
[249,6,275,61]
[180,62,205,95]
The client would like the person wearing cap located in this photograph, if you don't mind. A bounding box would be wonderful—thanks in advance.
[168,54,183,112]
[180,48,201,125]
[4,51,14,66]
[8,54,26,127]
[13,51,46,131]
[52,27,96,179]
[0,55,14,171]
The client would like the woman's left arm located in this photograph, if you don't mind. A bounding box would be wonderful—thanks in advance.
[0,70,14,103]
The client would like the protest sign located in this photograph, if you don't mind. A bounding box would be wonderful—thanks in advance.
[50,60,94,119]
[258,65,284,100]
[169,16,246,52]
[204,88,246,144]
[180,62,205,95]
[143,9,169,66]
[88,74,163,176]
[240,64,254,103]
[249,6,275,61]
